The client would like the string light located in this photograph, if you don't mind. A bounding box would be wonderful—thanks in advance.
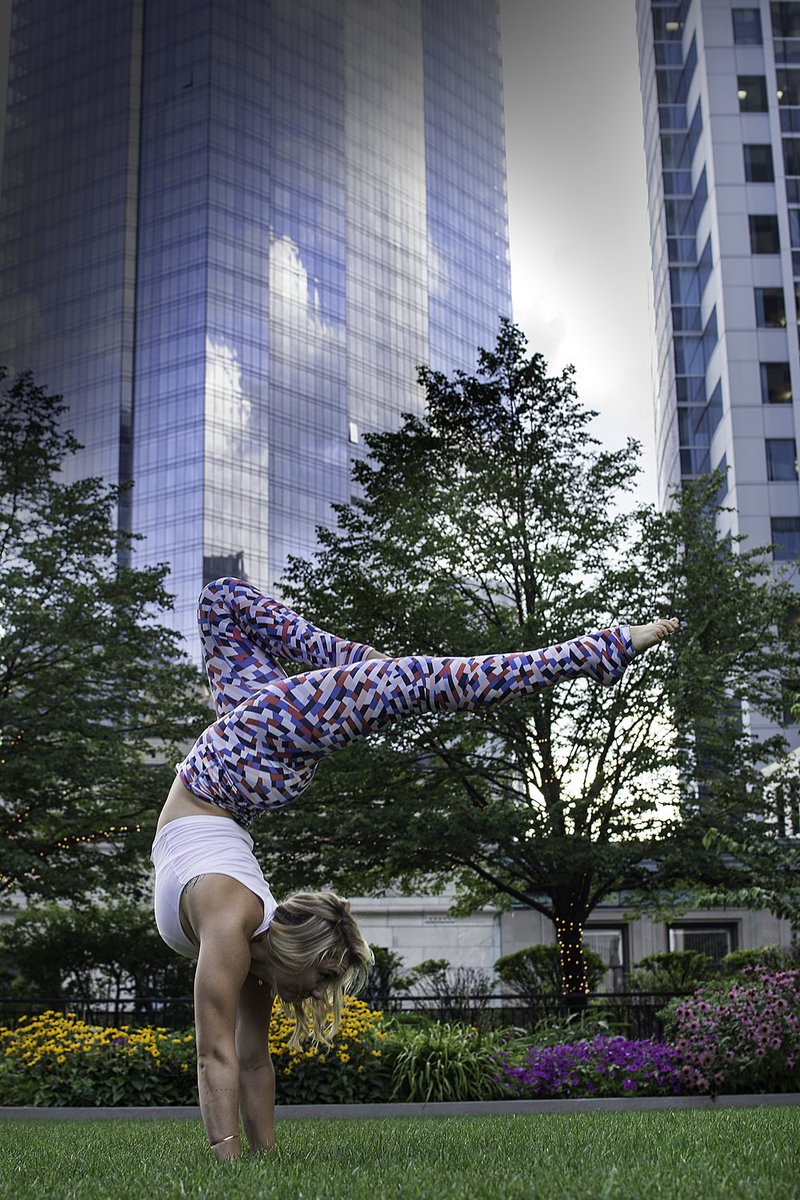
[46,823,143,853]
[1,823,143,893]
[555,915,591,995]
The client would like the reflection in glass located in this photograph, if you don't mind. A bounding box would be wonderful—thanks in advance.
[0,0,511,648]
[755,287,787,327]
[745,144,775,181]
[761,361,793,403]
[766,438,799,480]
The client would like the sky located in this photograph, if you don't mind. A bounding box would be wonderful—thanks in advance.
[500,0,658,507]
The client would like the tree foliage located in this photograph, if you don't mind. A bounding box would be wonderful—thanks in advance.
[0,370,208,902]
[0,900,195,1001]
[255,322,800,993]
[684,824,800,933]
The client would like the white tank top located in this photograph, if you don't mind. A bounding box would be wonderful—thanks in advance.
[151,815,277,958]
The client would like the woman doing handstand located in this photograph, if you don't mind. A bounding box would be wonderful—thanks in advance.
[152,577,678,1157]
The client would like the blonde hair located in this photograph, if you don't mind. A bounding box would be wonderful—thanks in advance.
[267,891,374,1049]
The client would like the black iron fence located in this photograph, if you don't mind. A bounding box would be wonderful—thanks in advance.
[0,992,685,1040]
[373,992,684,1040]
[0,994,195,1029]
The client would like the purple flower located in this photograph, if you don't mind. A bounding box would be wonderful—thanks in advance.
[664,967,800,1095]
[499,1036,685,1100]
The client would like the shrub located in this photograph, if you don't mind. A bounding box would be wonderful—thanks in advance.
[525,1007,624,1048]
[385,1022,514,1102]
[0,996,390,1107]
[0,1010,196,1105]
[627,950,715,995]
[659,967,800,1096]
[493,944,607,996]
[0,901,196,1003]
[360,946,414,1004]
[720,945,798,976]
[498,1036,686,1099]
[269,996,391,1104]
[407,959,496,1026]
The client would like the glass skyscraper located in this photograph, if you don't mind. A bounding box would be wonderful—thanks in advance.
[0,0,510,648]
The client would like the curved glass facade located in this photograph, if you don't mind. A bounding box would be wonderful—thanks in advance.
[638,3,723,501]
[0,0,511,649]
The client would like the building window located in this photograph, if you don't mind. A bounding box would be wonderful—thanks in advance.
[203,551,246,582]
[733,8,762,43]
[773,2,800,38]
[785,138,800,176]
[761,361,793,402]
[777,69,800,106]
[755,287,787,326]
[668,924,736,964]
[653,10,684,40]
[767,437,799,479]
[738,75,769,111]
[744,143,775,181]
[791,208,800,247]
[772,516,800,559]
[749,213,781,252]
[583,927,626,995]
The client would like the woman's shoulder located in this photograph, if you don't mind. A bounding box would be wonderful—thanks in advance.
[181,873,266,944]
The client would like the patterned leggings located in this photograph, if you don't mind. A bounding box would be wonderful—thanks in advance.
[176,578,634,827]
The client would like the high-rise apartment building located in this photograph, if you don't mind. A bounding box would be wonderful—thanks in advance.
[0,0,510,647]
[637,0,800,536]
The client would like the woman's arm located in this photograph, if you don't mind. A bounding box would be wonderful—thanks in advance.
[193,915,254,1159]
[183,874,270,1157]
[236,973,276,1153]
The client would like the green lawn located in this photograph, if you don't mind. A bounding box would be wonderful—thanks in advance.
[1,1108,799,1200]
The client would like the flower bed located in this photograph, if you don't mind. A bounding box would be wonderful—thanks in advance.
[269,997,390,1104]
[660,967,800,1096]
[497,968,800,1100]
[0,997,389,1107]
[2,969,799,1105]
[498,1035,685,1099]
[0,1010,196,1105]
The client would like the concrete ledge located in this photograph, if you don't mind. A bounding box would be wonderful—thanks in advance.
[2,1094,799,1120]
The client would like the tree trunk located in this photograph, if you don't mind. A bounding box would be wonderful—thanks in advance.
[554,911,589,1014]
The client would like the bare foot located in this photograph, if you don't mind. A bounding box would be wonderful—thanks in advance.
[629,617,680,655]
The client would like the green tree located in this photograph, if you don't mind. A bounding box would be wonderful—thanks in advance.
[253,321,800,998]
[362,946,415,1002]
[0,900,196,1004]
[0,370,208,902]
[681,823,800,933]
